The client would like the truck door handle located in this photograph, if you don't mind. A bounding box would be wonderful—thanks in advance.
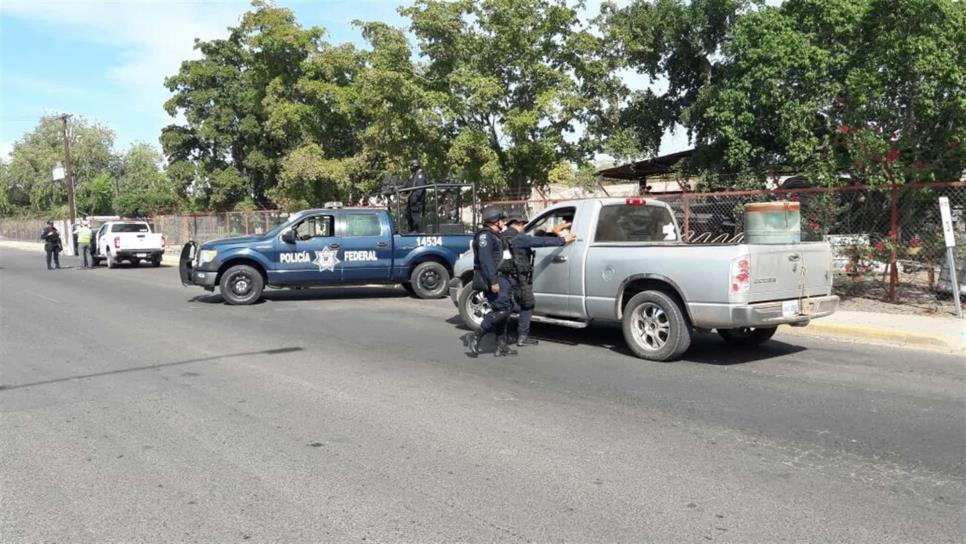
[328,243,341,250]
[376,241,388,248]
[788,254,801,262]
[552,256,568,263]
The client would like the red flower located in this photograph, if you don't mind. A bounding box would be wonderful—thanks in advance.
[886,149,899,163]
[909,237,922,248]
[808,221,820,229]
[838,125,849,134]
[874,241,886,251]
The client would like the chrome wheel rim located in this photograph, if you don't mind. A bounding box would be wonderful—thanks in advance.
[467,290,490,326]
[633,302,670,351]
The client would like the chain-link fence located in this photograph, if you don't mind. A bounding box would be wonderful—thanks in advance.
[151,210,293,249]
[488,181,966,311]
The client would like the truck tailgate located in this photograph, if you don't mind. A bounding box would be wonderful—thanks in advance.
[119,234,164,250]
[746,243,831,302]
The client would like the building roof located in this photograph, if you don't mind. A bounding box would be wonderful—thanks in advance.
[597,149,694,180]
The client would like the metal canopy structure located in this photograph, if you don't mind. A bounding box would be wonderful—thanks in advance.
[596,149,694,181]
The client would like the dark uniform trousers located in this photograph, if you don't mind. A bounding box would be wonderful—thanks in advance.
[480,276,514,337]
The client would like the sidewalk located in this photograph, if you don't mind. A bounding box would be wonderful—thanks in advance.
[0,239,180,266]
[782,310,965,353]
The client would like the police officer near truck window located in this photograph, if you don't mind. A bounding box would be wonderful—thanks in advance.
[503,213,576,346]
[462,206,517,357]
[405,159,427,233]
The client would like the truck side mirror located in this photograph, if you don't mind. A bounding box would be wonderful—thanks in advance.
[281,229,296,244]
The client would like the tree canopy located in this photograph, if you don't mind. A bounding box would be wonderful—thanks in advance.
[4,0,964,217]
[603,0,966,188]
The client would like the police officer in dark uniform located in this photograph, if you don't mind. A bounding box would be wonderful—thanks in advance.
[462,206,517,357]
[405,159,427,233]
[41,220,63,270]
[503,213,576,346]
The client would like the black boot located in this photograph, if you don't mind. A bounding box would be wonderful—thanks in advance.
[495,335,517,357]
[516,334,539,347]
[462,331,482,357]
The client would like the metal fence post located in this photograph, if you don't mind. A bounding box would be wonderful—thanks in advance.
[889,184,899,303]
[683,194,691,241]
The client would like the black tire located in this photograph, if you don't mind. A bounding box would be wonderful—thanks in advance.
[621,290,692,361]
[219,264,264,305]
[717,326,777,348]
[151,256,162,267]
[107,251,117,269]
[400,282,417,296]
[90,257,100,267]
[458,283,489,331]
[410,261,450,299]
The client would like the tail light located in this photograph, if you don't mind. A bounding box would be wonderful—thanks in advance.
[114,236,120,249]
[731,256,750,294]
[162,235,166,248]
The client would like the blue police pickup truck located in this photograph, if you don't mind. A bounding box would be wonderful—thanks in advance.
[179,204,473,305]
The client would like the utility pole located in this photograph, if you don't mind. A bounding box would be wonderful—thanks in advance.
[59,114,76,227]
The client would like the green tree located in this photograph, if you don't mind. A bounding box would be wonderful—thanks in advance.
[162,0,328,210]
[401,0,622,198]
[4,116,115,212]
[112,144,178,217]
[75,172,115,216]
[605,0,966,188]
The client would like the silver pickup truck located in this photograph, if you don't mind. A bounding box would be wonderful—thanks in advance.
[449,197,839,361]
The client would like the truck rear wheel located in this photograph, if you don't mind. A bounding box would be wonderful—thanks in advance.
[107,251,117,269]
[717,326,777,348]
[410,261,449,299]
[621,290,692,361]
[219,264,264,305]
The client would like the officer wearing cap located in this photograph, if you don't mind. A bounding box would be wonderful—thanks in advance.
[462,206,517,357]
[405,159,427,232]
[503,212,576,346]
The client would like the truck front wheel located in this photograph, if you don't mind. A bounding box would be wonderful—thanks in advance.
[458,284,488,331]
[219,264,264,305]
[621,290,692,361]
[410,261,449,299]
[717,326,777,348]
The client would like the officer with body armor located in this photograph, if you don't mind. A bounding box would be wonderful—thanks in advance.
[503,213,576,346]
[405,159,427,233]
[462,207,517,357]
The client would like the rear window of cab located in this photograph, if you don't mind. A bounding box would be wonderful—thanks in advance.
[595,205,678,242]
[111,223,150,233]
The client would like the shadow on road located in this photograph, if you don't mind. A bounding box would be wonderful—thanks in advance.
[0,347,304,392]
[447,315,805,365]
[190,286,411,305]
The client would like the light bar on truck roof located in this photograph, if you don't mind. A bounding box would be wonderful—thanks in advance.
[324,201,344,209]
[625,197,647,206]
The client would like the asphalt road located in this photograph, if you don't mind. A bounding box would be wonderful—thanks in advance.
[1,247,964,543]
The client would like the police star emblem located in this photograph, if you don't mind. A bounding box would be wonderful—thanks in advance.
[313,246,340,272]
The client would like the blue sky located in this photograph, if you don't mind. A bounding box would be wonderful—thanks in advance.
[0,0,688,162]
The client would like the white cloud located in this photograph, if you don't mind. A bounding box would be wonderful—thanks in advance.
[0,141,13,162]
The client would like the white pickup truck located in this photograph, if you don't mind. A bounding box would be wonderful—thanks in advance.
[450,197,839,361]
[91,221,166,268]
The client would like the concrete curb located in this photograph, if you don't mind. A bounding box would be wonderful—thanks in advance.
[782,321,963,352]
